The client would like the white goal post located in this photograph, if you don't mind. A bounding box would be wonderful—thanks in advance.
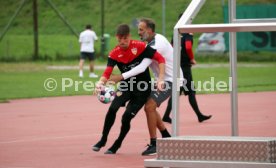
[172,0,276,137]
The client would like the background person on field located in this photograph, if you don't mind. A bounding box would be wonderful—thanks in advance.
[79,24,98,78]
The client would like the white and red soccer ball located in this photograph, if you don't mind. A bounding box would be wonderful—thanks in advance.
[97,87,116,104]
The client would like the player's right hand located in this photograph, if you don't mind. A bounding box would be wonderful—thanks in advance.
[190,59,196,65]
[157,79,166,92]
[94,81,105,95]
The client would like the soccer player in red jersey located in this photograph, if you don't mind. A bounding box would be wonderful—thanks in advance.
[92,24,167,154]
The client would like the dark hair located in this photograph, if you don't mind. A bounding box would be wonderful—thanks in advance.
[139,18,155,32]
[86,24,92,29]
[116,24,130,36]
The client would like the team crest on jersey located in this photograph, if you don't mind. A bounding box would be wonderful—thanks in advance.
[131,48,137,55]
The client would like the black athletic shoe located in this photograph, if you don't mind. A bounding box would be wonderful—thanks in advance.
[104,149,116,154]
[92,140,106,152]
[198,115,212,123]
[162,117,172,124]
[104,140,121,154]
[142,144,156,156]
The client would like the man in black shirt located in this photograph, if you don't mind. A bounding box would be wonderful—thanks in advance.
[163,31,212,123]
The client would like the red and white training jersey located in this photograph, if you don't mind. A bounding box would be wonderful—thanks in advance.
[102,40,165,80]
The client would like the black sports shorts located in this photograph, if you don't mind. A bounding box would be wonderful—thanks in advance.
[150,81,172,107]
[111,89,151,116]
[80,52,95,61]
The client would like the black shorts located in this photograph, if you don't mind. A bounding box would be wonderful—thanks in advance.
[80,52,95,61]
[111,89,151,116]
[181,66,196,95]
[150,81,172,107]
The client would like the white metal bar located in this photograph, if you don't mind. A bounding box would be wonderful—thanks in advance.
[178,22,276,33]
[229,0,238,136]
[172,29,181,137]
[234,18,276,23]
[175,0,206,27]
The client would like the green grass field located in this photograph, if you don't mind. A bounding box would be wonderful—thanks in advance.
[1,0,275,61]
[0,34,117,61]
[1,34,276,62]
[0,62,275,102]
[0,1,275,103]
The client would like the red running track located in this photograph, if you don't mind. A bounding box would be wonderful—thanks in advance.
[0,92,275,168]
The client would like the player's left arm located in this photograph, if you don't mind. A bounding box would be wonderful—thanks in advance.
[185,34,196,65]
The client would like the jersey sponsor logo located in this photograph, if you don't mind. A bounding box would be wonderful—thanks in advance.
[131,48,137,55]
[121,62,139,71]
[129,62,140,69]
[122,65,129,71]
[118,54,123,58]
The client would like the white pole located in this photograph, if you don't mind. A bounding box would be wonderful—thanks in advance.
[229,0,239,136]
[172,28,180,136]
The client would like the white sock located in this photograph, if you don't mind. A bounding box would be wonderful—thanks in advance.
[79,70,83,76]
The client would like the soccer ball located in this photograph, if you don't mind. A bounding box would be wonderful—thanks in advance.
[97,86,116,104]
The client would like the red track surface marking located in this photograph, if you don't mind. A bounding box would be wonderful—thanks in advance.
[0,92,275,168]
